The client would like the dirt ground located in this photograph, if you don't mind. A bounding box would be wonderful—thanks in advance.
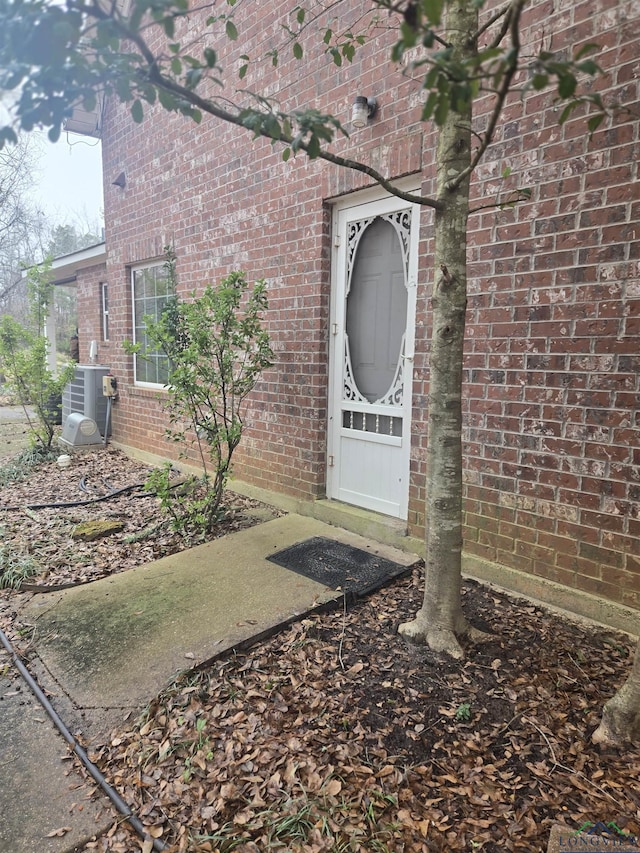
[1,439,639,852]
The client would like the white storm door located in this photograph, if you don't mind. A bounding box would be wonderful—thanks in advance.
[328,195,419,519]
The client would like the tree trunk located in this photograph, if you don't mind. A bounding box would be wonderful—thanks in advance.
[399,0,486,658]
[592,637,640,746]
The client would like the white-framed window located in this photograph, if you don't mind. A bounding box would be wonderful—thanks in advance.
[131,261,172,386]
[44,282,78,374]
[101,282,109,341]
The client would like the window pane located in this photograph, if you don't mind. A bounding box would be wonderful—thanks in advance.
[101,283,109,341]
[132,263,172,385]
[346,218,407,403]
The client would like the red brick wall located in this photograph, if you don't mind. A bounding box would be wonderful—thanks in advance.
[457,0,640,610]
[91,0,639,610]
[75,262,108,363]
[99,0,423,500]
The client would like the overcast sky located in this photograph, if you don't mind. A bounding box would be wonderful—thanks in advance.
[29,130,104,230]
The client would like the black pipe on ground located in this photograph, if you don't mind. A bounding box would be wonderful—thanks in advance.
[0,481,146,512]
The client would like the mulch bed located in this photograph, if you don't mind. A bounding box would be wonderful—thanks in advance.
[1,448,639,852]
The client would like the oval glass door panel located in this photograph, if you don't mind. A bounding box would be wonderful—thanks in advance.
[346,217,407,403]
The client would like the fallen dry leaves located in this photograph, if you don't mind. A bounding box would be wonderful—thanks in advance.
[0,448,273,588]
[85,573,639,853]
[1,451,639,852]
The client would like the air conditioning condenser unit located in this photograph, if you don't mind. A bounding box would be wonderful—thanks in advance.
[62,364,111,437]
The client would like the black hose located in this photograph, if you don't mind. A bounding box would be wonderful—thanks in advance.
[0,627,168,852]
[0,482,146,512]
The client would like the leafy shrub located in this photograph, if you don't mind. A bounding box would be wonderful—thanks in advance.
[136,253,273,534]
[0,257,75,451]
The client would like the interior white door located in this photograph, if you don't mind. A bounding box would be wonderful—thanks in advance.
[328,194,419,519]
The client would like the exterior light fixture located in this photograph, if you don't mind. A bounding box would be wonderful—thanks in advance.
[112,171,126,189]
[351,96,378,129]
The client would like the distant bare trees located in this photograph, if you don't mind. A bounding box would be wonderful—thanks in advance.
[0,137,46,323]
[0,137,103,326]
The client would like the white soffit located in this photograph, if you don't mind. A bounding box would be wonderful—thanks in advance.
[48,243,107,285]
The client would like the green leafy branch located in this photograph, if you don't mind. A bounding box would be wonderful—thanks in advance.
[0,0,608,208]
[138,252,273,533]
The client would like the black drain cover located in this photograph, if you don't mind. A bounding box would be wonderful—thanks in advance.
[267,536,413,597]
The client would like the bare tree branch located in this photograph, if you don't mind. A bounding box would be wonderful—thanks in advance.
[445,0,525,194]
[76,0,443,210]
[474,2,512,46]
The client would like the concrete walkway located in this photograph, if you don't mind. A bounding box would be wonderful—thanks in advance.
[0,668,113,853]
[2,513,417,853]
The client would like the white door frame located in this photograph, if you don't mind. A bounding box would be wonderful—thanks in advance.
[327,182,420,519]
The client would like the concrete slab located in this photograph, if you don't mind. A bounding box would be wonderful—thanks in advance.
[23,514,417,743]
[3,501,418,852]
[0,406,32,422]
[0,667,113,853]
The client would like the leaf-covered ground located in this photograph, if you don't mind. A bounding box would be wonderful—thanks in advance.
[0,448,273,588]
[0,449,639,852]
[82,573,640,853]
